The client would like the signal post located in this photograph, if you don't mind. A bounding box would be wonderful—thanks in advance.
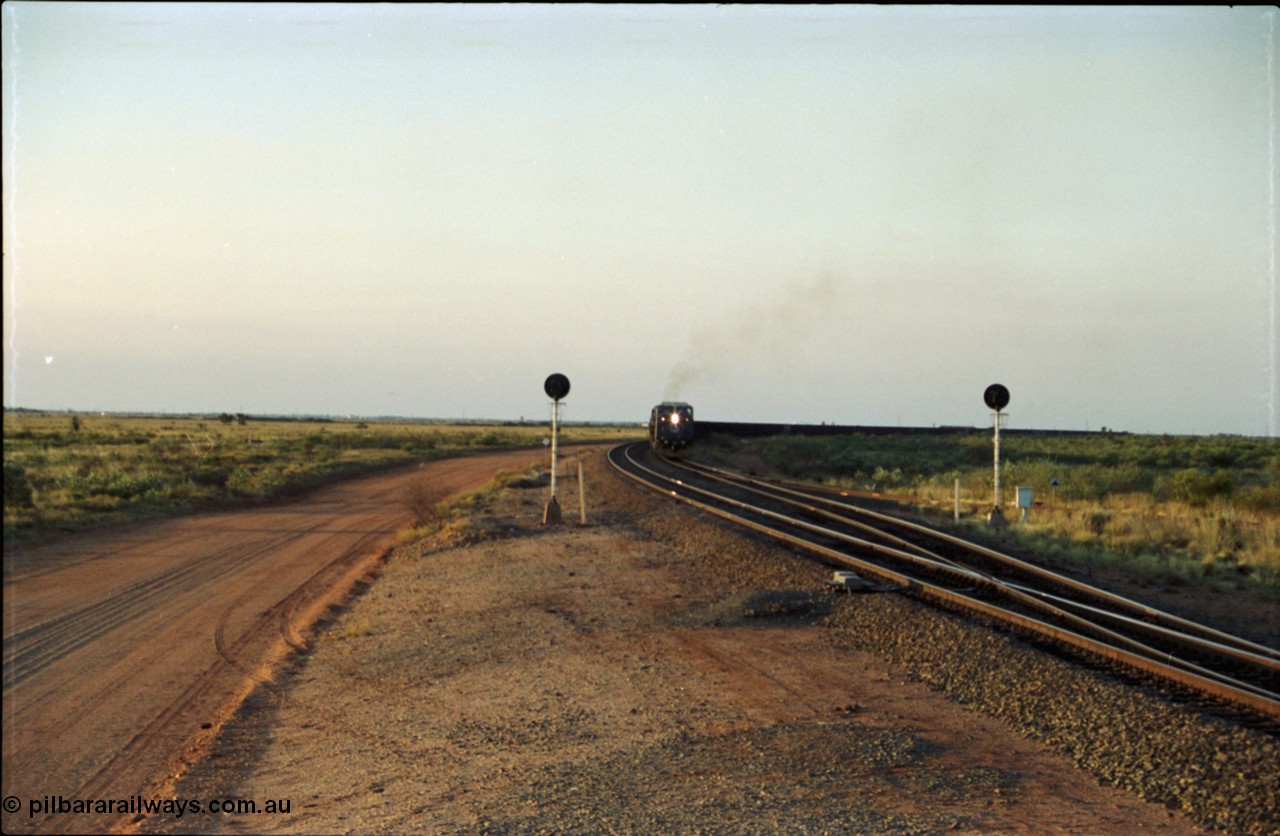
[984,383,1010,527]
[542,373,570,525]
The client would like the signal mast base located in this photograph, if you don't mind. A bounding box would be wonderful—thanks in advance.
[542,496,562,526]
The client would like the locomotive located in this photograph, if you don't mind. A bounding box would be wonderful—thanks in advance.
[649,402,695,455]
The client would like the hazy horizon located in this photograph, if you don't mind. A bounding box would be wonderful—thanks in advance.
[3,403,1266,439]
[4,5,1277,436]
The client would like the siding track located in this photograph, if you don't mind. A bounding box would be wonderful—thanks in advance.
[609,442,1280,722]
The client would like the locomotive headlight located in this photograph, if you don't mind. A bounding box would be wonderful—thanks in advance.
[670,413,680,425]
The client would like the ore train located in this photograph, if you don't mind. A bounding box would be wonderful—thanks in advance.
[649,402,694,455]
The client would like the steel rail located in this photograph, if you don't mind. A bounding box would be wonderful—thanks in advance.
[662,452,1279,700]
[609,443,1280,720]
[695,466,1280,677]
[678,458,1280,668]
[631,449,1277,704]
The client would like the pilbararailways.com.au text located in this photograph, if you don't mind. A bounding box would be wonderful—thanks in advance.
[6,794,292,819]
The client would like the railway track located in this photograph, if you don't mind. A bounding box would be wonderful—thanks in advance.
[608,441,1280,723]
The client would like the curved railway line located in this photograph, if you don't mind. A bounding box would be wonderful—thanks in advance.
[608,441,1280,724]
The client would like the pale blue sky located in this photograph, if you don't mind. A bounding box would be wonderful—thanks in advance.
[4,4,1276,435]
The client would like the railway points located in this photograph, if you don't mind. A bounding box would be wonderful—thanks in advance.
[609,441,1280,723]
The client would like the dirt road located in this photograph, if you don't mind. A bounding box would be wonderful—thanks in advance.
[1,449,542,835]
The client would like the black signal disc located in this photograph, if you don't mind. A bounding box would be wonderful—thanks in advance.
[983,384,1010,411]
[544,373,570,401]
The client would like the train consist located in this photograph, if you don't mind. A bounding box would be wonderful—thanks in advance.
[649,402,694,455]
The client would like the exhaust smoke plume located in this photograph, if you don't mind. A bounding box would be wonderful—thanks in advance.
[665,274,842,401]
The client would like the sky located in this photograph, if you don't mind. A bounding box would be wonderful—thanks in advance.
[3,4,1277,436]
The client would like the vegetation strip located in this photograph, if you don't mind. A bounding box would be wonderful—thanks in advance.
[3,411,639,545]
[692,430,1279,589]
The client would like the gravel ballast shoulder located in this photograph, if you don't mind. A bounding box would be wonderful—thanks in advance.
[142,449,1276,834]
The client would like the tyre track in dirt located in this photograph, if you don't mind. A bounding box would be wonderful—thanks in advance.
[1,449,541,835]
[6,534,308,689]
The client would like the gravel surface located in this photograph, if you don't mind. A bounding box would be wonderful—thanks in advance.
[141,448,1276,834]
[828,595,1280,833]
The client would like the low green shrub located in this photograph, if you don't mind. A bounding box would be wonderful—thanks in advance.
[4,460,35,508]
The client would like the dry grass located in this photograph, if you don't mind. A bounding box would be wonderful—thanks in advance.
[334,617,375,640]
[401,480,452,530]
[3,410,640,542]
[697,431,1280,590]
[917,485,1278,587]
[393,466,549,550]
